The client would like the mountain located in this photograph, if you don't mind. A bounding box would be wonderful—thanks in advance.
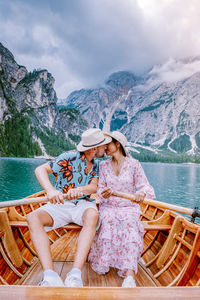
[1,41,200,161]
[65,60,200,157]
[0,42,88,157]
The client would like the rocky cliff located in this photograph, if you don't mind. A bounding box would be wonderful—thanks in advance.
[65,61,200,156]
[0,42,88,157]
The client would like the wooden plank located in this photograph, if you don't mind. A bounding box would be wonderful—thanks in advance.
[143,224,171,231]
[136,262,160,287]
[60,261,73,283]
[21,262,43,286]
[177,229,200,286]
[0,211,23,268]
[156,216,183,268]
[54,231,79,261]
[81,262,90,287]
[63,224,82,230]
[105,267,122,287]
[88,264,107,287]
[0,286,200,300]
[51,231,78,261]
[54,261,66,282]
[66,232,79,261]
[9,221,171,231]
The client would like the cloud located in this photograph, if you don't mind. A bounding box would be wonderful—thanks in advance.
[0,0,200,98]
[135,56,200,92]
[149,57,200,83]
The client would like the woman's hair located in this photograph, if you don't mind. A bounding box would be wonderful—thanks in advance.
[112,138,126,157]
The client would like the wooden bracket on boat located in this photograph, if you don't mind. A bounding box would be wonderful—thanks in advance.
[7,207,26,221]
[156,216,183,269]
[142,210,173,231]
[0,211,23,268]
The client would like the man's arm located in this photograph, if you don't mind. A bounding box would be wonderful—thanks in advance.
[35,163,64,204]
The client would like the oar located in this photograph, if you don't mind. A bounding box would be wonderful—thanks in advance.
[0,191,198,219]
[0,193,69,208]
[111,191,194,216]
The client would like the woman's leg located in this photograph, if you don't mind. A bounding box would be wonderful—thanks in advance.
[126,269,136,279]
[122,269,136,287]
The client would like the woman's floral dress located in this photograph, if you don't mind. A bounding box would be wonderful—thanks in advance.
[88,157,155,277]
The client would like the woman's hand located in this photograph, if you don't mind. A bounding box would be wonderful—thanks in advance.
[101,187,113,198]
[135,192,146,203]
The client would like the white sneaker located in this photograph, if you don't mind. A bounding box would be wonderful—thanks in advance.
[64,273,83,287]
[39,276,64,286]
[122,276,136,287]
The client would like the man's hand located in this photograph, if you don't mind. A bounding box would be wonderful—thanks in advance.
[135,192,146,203]
[101,187,113,198]
[66,188,84,200]
[46,189,64,204]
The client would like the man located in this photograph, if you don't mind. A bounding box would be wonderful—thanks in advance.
[27,128,111,287]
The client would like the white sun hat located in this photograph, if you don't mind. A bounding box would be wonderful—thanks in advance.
[77,128,112,152]
[104,131,130,157]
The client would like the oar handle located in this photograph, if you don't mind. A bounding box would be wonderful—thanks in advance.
[111,191,194,216]
[0,193,69,208]
[112,191,136,201]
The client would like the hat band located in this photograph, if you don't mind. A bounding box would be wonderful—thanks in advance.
[82,138,105,148]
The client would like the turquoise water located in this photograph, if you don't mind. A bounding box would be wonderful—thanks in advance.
[0,158,200,213]
[0,157,51,201]
[142,162,200,210]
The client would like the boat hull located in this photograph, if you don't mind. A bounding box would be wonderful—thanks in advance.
[1,191,200,298]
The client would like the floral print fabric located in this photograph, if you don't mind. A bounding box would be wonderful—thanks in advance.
[88,157,155,277]
[49,150,99,203]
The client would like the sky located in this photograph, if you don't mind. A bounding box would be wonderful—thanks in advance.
[0,0,200,99]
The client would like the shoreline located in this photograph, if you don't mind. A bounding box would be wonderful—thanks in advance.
[0,156,200,165]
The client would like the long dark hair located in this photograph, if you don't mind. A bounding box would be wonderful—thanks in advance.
[112,138,126,157]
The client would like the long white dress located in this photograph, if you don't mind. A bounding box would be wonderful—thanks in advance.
[88,157,155,277]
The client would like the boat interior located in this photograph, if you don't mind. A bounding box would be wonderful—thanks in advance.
[1,191,200,298]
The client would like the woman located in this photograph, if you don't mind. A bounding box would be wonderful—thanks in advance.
[88,131,155,287]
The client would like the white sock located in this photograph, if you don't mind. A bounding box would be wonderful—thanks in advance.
[69,268,82,278]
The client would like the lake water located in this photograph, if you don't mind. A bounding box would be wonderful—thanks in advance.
[0,158,200,214]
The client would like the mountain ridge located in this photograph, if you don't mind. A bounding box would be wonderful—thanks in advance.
[65,60,200,157]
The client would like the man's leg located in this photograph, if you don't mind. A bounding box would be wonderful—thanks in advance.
[27,209,64,286]
[73,208,98,269]
[27,210,54,270]
[65,207,98,286]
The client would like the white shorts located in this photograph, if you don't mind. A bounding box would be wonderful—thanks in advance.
[38,200,99,232]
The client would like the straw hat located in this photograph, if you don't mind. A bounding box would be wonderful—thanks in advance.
[104,131,130,157]
[77,128,112,152]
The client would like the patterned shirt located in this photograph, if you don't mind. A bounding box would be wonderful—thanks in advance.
[49,150,99,203]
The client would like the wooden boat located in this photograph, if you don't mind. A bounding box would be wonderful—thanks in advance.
[0,191,200,299]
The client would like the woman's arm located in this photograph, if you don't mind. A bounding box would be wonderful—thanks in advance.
[134,160,155,200]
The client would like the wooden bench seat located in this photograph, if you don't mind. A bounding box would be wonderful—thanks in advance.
[9,221,172,231]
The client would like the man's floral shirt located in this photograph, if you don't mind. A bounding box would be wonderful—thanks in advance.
[49,150,99,202]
